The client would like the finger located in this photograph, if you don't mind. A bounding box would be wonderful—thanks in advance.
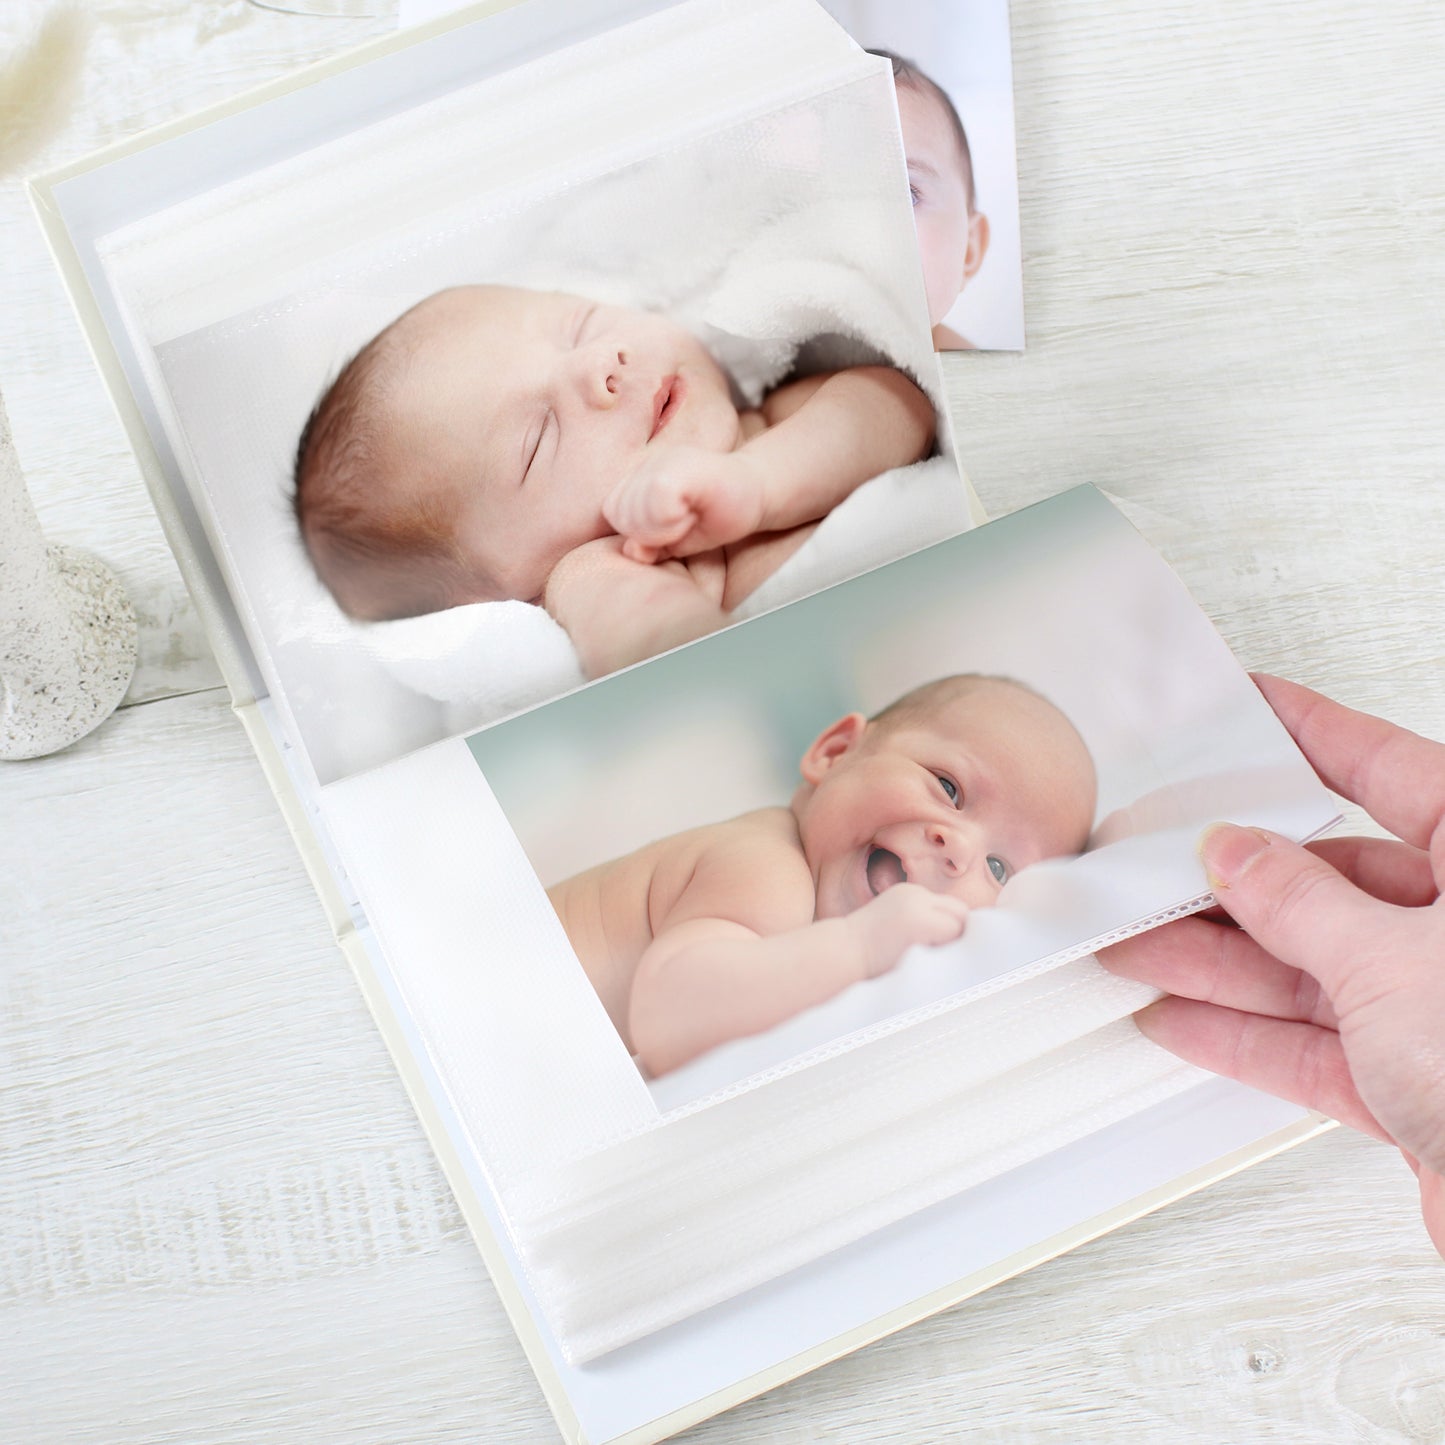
[620,539,660,564]
[1308,835,1437,908]
[651,518,721,559]
[1420,1166,1445,1260]
[657,531,710,559]
[1198,823,1401,1003]
[1099,914,1337,1027]
[1252,674,1445,854]
[921,916,968,946]
[1134,996,1392,1145]
[634,512,696,551]
[600,483,633,528]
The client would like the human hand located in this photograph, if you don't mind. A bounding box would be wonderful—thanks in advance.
[602,445,766,563]
[1100,674,1445,1258]
[852,882,969,980]
[539,535,628,622]
[540,535,727,679]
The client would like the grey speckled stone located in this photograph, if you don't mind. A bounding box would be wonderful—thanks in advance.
[0,390,138,761]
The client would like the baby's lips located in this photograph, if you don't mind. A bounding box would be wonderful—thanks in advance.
[649,372,684,440]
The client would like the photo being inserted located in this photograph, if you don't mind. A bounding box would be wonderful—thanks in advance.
[470,488,1334,1107]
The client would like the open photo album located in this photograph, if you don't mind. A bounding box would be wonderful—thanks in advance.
[32,1,1342,1440]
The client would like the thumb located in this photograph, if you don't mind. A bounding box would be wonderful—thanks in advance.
[600,481,625,526]
[1420,1164,1445,1261]
[1198,823,1396,999]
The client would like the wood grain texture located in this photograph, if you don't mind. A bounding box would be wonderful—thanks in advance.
[683,1133,1444,1445]
[2,0,1444,1440]
[951,0,1445,750]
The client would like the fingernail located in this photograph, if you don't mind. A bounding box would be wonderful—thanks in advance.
[1198,823,1272,890]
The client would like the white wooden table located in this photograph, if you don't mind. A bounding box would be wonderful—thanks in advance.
[3,2,1443,1441]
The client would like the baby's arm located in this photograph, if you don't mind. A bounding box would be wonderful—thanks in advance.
[605,366,935,563]
[543,536,729,679]
[630,845,968,1077]
[740,365,937,528]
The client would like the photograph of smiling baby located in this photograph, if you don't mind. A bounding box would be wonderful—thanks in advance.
[547,673,1095,1078]
[292,283,935,679]
[465,483,1341,1098]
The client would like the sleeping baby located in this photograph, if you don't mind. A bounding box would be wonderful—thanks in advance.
[292,285,936,678]
[546,674,1098,1077]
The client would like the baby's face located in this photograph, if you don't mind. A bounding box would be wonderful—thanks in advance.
[794,681,1096,918]
[384,286,741,602]
[896,84,988,328]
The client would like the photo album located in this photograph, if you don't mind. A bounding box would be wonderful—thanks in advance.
[32,1,1341,1440]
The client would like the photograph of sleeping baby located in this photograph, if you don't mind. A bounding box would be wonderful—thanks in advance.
[292,284,934,676]
[469,486,1339,1106]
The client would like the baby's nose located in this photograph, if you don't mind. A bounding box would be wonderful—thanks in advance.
[926,823,969,878]
[576,344,628,407]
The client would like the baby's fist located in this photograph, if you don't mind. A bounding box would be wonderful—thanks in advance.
[603,446,765,562]
[854,883,968,980]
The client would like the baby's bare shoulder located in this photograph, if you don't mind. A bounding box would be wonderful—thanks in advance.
[655,807,816,935]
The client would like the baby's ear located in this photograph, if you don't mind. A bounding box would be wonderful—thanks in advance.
[799,712,869,783]
[961,210,990,287]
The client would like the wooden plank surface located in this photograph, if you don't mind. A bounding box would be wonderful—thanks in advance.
[2,1,1443,1441]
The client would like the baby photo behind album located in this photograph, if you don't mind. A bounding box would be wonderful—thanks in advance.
[821,0,1024,350]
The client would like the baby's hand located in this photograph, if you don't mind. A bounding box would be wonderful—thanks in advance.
[603,446,767,563]
[852,883,969,980]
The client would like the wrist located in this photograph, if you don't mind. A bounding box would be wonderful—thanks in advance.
[728,449,776,534]
[831,911,882,984]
